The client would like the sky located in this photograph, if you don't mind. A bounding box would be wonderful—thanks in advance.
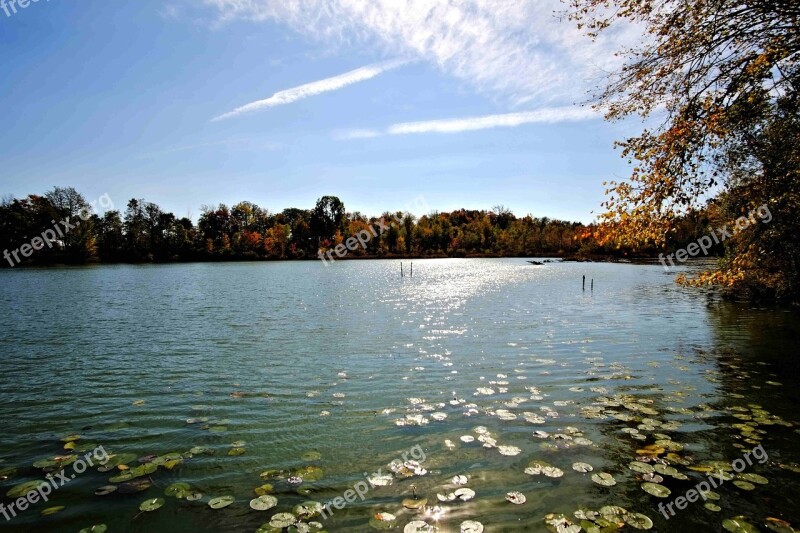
[0,0,644,223]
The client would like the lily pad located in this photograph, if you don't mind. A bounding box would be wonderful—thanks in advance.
[370,512,398,530]
[139,498,165,512]
[733,480,756,491]
[572,462,593,473]
[295,466,324,482]
[641,482,671,498]
[41,506,65,516]
[402,498,428,509]
[165,482,191,498]
[460,521,484,533]
[293,501,323,519]
[737,473,768,485]
[722,516,760,533]
[94,485,117,496]
[404,521,434,533]
[250,495,278,511]
[255,483,274,495]
[209,495,235,509]
[454,488,476,501]
[705,503,722,512]
[764,517,796,533]
[591,473,617,487]
[270,512,297,528]
[78,525,108,533]
[118,479,152,494]
[506,491,526,505]
[7,480,47,498]
[624,513,654,530]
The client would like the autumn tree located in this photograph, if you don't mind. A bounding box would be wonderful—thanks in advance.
[570,0,800,300]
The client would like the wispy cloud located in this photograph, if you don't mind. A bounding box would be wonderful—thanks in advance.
[212,58,410,122]
[203,0,639,106]
[335,106,599,139]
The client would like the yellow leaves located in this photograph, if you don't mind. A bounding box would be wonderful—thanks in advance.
[636,444,666,456]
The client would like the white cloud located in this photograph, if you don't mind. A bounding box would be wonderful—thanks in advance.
[336,106,599,138]
[212,58,410,121]
[203,0,639,106]
[333,128,382,140]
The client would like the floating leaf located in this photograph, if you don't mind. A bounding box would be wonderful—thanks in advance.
[94,485,117,496]
[41,506,65,516]
[654,464,678,476]
[295,466,324,482]
[733,480,755,491]
[624,513,654,530]
[7,480,47,498]
[250,495,278,511]
[573,462,593,473]
[705,503,721,512]
[641,482,671,498]
[737,473,768,485]
[403,498,428,509]
[764,517,796,533]
[293,501,323,519]
[78,526,107,533]
[404,521,434,533]
[722,517,760,533]
[118,479,152,494]
[208,495,235,509]
[165,482,191,498]
[139,498,165,512]
[255,483,274,496]
[370,512,398,530]
[506,491,526,505]
[454,488,475,501]
[591,473,617,487]
[498,445,521,456]
[460,520,484,533]
[542,466,564,478]
[269,512,297,528]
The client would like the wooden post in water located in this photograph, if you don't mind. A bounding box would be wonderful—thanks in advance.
[591,279,594,291]
[401,262,404,278]
[411,262,413,278]
[582,275,585,291]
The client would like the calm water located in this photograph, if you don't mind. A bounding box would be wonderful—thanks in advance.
[0,259,798,533]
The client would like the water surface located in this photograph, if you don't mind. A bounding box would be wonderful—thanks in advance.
[0,259,798,532]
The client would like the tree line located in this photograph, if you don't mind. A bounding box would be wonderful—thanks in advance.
[1,188,631,265]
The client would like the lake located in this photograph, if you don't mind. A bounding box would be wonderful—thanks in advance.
[0,259,798,533]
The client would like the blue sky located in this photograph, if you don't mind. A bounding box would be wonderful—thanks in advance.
[0,0,642,223]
